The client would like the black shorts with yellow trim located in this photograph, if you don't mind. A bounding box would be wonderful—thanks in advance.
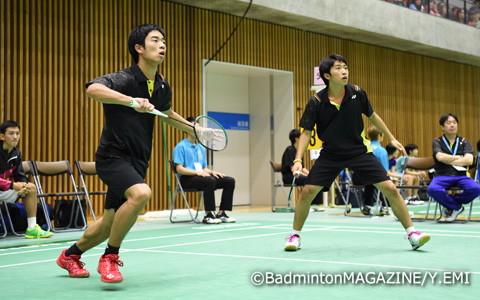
[305,152,390,188]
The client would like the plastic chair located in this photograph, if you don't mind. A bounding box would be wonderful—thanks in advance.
[169,160,203,223]
[75,160,104,222]
[31,160,87,232]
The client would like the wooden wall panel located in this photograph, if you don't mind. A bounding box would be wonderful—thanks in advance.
[1,0,479,216]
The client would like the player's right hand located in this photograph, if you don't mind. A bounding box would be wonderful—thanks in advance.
[131,98,155,113]
[292,162,302,176]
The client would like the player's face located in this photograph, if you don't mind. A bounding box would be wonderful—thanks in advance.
[327,61,348,86]
[138,30,166,64]
[1,127,21,150]
[442,116,458,135]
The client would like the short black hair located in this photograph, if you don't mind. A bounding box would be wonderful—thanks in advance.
[439,113,458,126]
[477,140,480,152]
[128,24,166,63]
[186,116,195,123]
[367,125,382,141]
[0,120,20,134]
[289,129,300,145]
[319,54,347,87]
[405,144,418,155]
[386,144,397,156]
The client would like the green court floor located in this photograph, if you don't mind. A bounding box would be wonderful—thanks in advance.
[1,207,479,300]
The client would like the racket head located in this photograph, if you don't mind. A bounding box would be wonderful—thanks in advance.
[194,116,228,151]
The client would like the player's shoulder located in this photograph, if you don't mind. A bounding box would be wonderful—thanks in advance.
[348,84,364,93]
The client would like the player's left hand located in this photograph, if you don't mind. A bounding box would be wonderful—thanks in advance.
[391,139,407,156]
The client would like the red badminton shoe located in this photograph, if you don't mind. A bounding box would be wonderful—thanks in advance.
[97,254,124,283]
[56,249,90,278]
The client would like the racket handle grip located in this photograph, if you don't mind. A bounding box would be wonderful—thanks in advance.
[130,99,168,118]
[129,99,139,108]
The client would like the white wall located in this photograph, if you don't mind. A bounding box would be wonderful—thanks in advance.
[205,73,251,206]
[203,61,294,207]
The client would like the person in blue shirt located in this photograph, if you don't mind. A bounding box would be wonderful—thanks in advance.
[359,126,389,215]
[173,117,236,224]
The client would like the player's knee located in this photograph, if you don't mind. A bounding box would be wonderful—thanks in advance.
[378,182,397,197]
[301,185,321,199]
[130,186,152,205]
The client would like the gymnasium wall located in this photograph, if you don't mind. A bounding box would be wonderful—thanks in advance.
[1,0,479,215]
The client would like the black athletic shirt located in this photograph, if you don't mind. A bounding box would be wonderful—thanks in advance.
[86,64,172,163]
[432,135,474,176]
[299,84,373,161]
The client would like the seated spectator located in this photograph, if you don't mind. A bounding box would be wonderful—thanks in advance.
[281,129,322,206]
[468,6,480,28]
[476,140,480,181]
[172,117,236,224]
[451,7,466,23]
[386,144,417,200]
[0,120,53,238]
[428,0,439,16]
[409,0,425,12]
[427,114,480,222]
[437,1,447,18]
[397,144,427,204]
[359,126,389,215]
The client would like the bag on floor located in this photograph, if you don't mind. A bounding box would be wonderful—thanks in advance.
[0,202,27,232]
[54,199,86,228]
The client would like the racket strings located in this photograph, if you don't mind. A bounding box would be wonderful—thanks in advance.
[195,117,227,151]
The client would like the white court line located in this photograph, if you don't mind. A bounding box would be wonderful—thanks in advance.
[0,224,293,257]
[0,226,337,265]
[137,249,480,276]
[281,224,480,235]
[1,223,480,257]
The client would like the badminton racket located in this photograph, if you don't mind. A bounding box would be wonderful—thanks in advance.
[130,100,228,151]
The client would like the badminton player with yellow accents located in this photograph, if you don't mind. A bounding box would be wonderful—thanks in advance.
[56,24,196,283]
[284,54,430,252]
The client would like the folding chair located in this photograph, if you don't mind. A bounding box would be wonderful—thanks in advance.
[169,160,203,223]
[427,157,478,223]
[397,156,436,221]
[338,169,384,217]
[75,160,104,222]
[433,155,479,223]
[466,155,480,222]
[270,161,301,212]
[0,206,6,238]
[32,160,87,232]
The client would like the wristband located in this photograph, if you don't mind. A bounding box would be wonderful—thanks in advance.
[293,159,302,163]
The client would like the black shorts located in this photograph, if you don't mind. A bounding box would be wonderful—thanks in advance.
[95,152,148,210]
[306,152,390,187]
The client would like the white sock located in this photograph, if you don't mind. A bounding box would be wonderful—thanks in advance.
[292,230,301,236]
[406,226,415,234]
[27,217,36,229]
